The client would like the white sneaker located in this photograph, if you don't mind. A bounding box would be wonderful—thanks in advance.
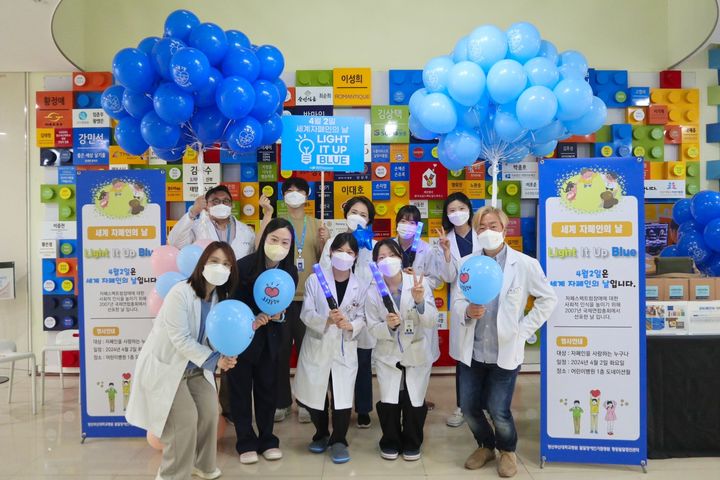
[274,407,289,422]
[192,467,222,479]
[239,451,258,464]
[298,406,311,424]
[262,448,283,461]
[446,407,465,427]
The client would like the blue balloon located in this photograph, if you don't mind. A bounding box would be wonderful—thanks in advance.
[672,198,693,225]
[273,78,288,105]
[703,218,720,252]
[408,88,428,115]
[250,80,281,120]
[487,59,527,105]
[138,36,161,55]
[554,78,593,121]
[114,117,149,156]
[227,117,264,152]
[226,29,251,49]
[452,36,469,63]
[260,113,283,145]
[170,47,211,92]
[436,136,470,171]
[506,22,541,63]
[703,253,720,276]
[153,83,194,125]
[177,244,204,277]
[409,114,436,140]
[494,109,526,142]
[530,140,558,157]
[678,220,702,240]
[193,68,223,108]
[447,61,486,107]
[206,300,255,356]
[152,38,186,81]
[558,50,589,79]
[416,92,457,134]
[439,129,482,168]
[221,46,260,82]
[156,271,187,298]
[164,9,200,41]
[516,86,558,130]
[422,56,454,93]
[153,145,186,161]
[467,25,508,71]
[101,85,127,120]
[253,269,295,315]
[112,48,157,93]
[532,120,564,143]
[188,23,228,66]
[122,89,154,119]
[216,76,256,119]
[537,40,559,65]
[524,57,560,89]
[457,255,504,304]
[190,107,229,145]
[505,145,530,164]
[677,231,712,265]
[691,190,720,225]
[255,45,285,80]
[659,245,679,257]
[140,111,181,149]
[563,96,607,135]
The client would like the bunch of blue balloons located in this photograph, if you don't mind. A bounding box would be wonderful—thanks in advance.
[100,9,286,161]
[408,22,608,171]
[663,190,720,275]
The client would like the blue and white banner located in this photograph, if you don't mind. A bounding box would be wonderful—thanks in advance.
[539,157,647,467]
[76,170,165,438]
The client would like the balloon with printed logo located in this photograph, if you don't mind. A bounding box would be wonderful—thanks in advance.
[114,116,149,156]
[563,96,607,135]
[216,76,255,119]
[457,255,504,304]
[164,9,200,41]
[227,116,264,153]
[672,198,693,225]
[151,244,181,276]
[486,59,527,105]
[524,57,560,89]
[101,85,128,120]
[140,111,181,149]
[554,77,593,121]
[156,271,187,298]
[151,38,186,81]
[255,45,285,80]
[153,82,195,124]
[226,29,251,49]
[506,22,541,63]
[691,190,720,225]
[250,80,281,120]
[677,231,712,265]
[447,61,486,107]
[260,113,283,145]
[206,300,255,356]
[516,85,557,130]
[190,107,229,145]
[122,89,154,119]
[678,220,702,240]
[416,92,457,134]
[253,269,295,315]
[112,48,157,93]
[189,23,228,66]
[176,244,204,277]
[170,47,211,92]
[221,46,260,82]
[702,253,720,276]
[466,25,508,71]
[422,56,454,93]
[137,36,161,56]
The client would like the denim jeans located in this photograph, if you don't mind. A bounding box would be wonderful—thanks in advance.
[458,360,520,452]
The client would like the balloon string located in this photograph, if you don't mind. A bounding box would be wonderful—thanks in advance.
[491,158,498,208]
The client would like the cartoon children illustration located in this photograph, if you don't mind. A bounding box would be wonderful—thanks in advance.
[98,191,109,209]
[111,179,125,196]
[122,379,131,411]
[604,171,619,193]
[600,191,619,209]
[565,181,577,202]
[129,199,145,215]
[569,400,584,434]
[590,398,600,434]
[605,400,617,435]
[579,168,596,188]
[105,382,118,413]
[132,182,146,202]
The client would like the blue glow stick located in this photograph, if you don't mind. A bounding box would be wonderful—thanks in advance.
[313,263,338,309]
[369,261,396,314]
[410,221,424,253]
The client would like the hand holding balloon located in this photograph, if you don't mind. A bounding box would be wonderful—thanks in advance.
[466,304,487,319]
[253,313,271,330]
[218,355,237,371]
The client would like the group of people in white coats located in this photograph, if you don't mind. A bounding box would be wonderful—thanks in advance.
[126,182,558,480]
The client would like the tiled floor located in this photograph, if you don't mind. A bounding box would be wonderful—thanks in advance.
[0,371,718,479]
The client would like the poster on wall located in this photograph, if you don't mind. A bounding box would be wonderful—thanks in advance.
[539,157,647,467]
[76,170,165,438]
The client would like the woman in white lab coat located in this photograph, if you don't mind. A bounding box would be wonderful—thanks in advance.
[296,233,366,464]
[319,196,377,428]
[126,241,239,480]
[365,239,439,462]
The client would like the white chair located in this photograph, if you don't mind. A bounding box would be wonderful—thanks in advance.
[41,329,80,405]
[0,339,37,415]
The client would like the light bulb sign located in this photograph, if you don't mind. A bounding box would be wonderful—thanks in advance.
[280,115,365,172]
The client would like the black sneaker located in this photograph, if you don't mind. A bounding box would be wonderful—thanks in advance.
[357,413,371,429]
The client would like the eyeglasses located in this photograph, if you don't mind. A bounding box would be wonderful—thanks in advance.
[209,198,232,206]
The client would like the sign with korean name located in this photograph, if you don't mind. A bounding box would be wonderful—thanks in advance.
[539,157,646,467]
[182,163,221,201]
[333,68,372,106]
[503,160,539,199]
[73,128,110,165]
[280,115,365,172]
[371,105,410,143]
[72,109,111,128]
[76,169,165,438]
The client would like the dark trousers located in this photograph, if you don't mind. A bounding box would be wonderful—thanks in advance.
[376,379,428,453]
[276,300,305,409]
[227,342,279,454]
[354,347,373,414]
[301,389,352,446]
[458,360,520,452]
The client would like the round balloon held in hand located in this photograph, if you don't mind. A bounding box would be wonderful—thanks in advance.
[457,255,504,305]
[176,244,204,277]
[253,269,295,315]
[206,300,255,356]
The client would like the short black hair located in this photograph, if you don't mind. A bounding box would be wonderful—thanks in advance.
[395,204,421,224]
[372,238,403,262]
[205,185,232,201]
[281,177,310,195]
[573,400,580,404]
[330,232,359,256]
[441,192,473,232]
[343,196,375,225]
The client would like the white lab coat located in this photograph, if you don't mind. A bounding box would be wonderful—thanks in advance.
[167,210,256,260]
[320,232,377,349]
[294,269,367,410]
[126,282,218,437]
[449,246,558,370]
[366,272,439,407]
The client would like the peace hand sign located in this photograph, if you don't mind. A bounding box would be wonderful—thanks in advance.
[436,228,451,262]
[411,271,425,303]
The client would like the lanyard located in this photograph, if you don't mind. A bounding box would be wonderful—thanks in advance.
[296,216,307,255]
[214,220,232,243]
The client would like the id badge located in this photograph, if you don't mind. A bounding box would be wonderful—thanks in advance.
[297,257,305,272]
[403,317,414,335]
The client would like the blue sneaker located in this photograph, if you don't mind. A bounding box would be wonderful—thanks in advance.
[308,437,329,453]
[380,447,399,460]
[403,449,421,461]
[330,443,350,464]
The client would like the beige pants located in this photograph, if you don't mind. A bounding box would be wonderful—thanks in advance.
[159,371,218,480]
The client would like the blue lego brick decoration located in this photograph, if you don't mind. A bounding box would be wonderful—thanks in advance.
[372,181,391,200]
[58,240,77,258]
[588,69,630,108]
[629,87,650,107]
[389,70,423,105]
[74,92,103,109]
[707,123,720,143]
[333,162,371,181]
[706,160,720,180]
[521,217,537,257]
[241,163,258,182]
[709,48,720,69]
[390,163,410,181]
[43,294,78,331]
[372,145,391,162]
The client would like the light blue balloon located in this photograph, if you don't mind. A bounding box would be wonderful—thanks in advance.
[408,88,428,115]
[516,86,557,130]
[554,78,593,121]
[467,25,508,72]
[409,115,436,140]
[563,96,607,135]
[532,120,564,143]
[506,22,541,63]
[505,145,530,164]
[417,92,457,134]
[452,36,469,63]
[537,40,559,65]
[156,271,187,298]
[524,57,560,89]
[486,59,527,105]
[493,109,526,143]
[439,128,482,168]
[422,56,454,93]
[177,244,204,277]
[437,135,472,171]
[447,61,486,107]
[253,269,296,315]
[206,300,255,356]
[530,140,558,157]
[558,50,588,79]
[457,255,504,304]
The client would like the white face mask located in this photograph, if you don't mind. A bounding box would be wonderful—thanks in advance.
[331,251,356,271]
[397,223,418,240]
[284,191,307,208]
[346,214,367,231]
[477,229,505,251]
[209,204,232,219]
[264,243,290,262]
[378,257,403,277]
[448,210,470,227]
[202,263,231,286]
